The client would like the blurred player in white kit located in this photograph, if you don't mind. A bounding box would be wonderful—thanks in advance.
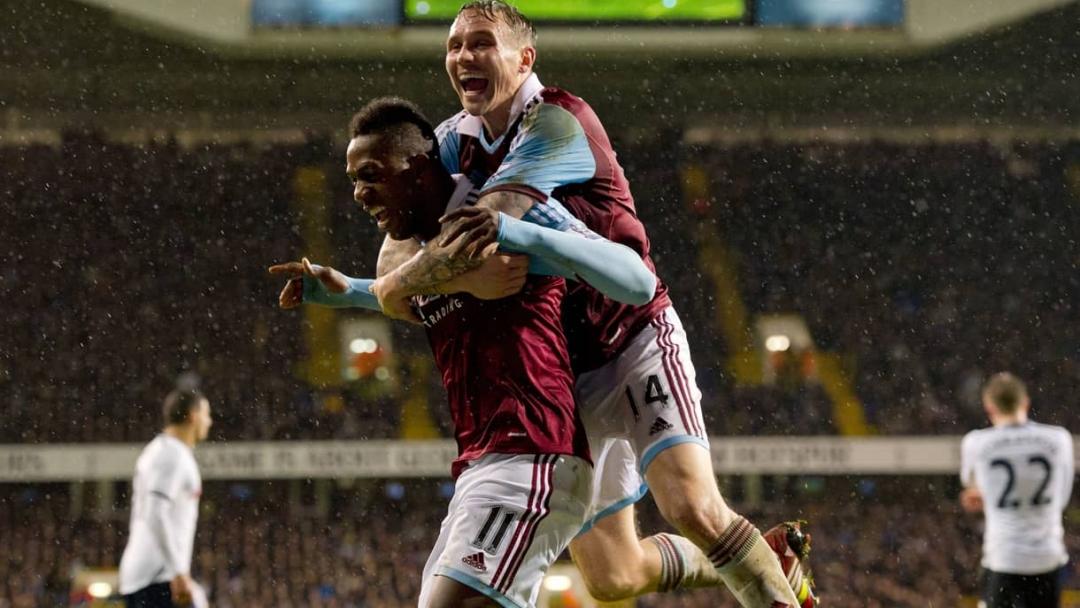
[961,372,1074,608]
[119,388,212,608]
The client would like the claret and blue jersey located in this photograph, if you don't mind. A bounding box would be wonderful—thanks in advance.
[435,74,672,374]
[406,175,588,478]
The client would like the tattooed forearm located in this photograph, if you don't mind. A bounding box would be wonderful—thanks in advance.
[384,190,536,296]
[395,248,484,295]
[476,190,535,219]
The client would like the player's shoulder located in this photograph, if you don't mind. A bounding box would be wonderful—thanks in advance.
[537,86,594,117]
[961,426,995,458]
[517,91,586,137]
[532,87,594,123]
[512,89,607,158]
[525,86,614,154]
[435,110,470,142]
[1030,420,1069,432]
[148,435,195,466]
[962,426,992,445]
[1030,421,1073,444]
[137,435,173,468]
[144,433,171,453]
[539,87,606,129]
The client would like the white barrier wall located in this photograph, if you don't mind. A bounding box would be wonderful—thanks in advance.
[0,438,1028,485]
[708,436,966,475]
[1,437,1076,482]
[0,440,458,482]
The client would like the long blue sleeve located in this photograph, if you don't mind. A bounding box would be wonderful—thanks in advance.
[497,213,657,305]
[523,254,567,278]
[302,271,381,311]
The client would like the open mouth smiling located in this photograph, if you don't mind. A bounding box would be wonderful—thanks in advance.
[459,75,489,96]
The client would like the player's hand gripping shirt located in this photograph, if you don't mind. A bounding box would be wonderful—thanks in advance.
[436,74,672,375]
[415,176,590,479]
[961,421,1074,574]
[118,434,202,594]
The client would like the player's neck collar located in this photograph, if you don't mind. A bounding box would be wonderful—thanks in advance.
[504,73,544,130]
[161,429,196,451]
[418,176,474,246]
[444,174,477,214]
[994,416,1029,428]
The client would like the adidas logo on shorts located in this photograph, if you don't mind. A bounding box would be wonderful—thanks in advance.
[649,417,674,436]
[462,552,487,572]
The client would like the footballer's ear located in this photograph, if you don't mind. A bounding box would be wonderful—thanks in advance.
[405,149,439,175]
[405,150,425,165]
[518,45,536,74]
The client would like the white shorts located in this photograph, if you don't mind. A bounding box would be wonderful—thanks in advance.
[575,307,709,532]
[418,453,592,608]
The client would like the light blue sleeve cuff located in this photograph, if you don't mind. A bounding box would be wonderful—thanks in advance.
[495,212,574,277]
[302,273,381,311]
[496,212,657,305]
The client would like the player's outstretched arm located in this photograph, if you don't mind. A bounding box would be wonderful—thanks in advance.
[271,255,529,316]
[268,258,381,311]
[439,205,657,305]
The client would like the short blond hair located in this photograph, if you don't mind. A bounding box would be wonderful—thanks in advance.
[982,372,1028,415]
[457,1,537,47]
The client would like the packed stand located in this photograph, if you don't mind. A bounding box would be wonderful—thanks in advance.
[695,139,1080,435]
[0,131,724,444]
[0,133,401,443]
[6,131,1077,441]
[4,478,1078,607]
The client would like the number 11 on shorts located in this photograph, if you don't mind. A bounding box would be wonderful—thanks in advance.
[471,506,518,554]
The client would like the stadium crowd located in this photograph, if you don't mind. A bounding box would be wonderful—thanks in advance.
[8,133,1076,442]
[2,133,368,443]
[6,479,1075,607]
[695,138,1080,435]
[3,133,1079,605]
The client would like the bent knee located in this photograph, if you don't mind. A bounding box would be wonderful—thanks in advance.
[580,570,643,603]
[658,497,733,542]
[573,542,651,602]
